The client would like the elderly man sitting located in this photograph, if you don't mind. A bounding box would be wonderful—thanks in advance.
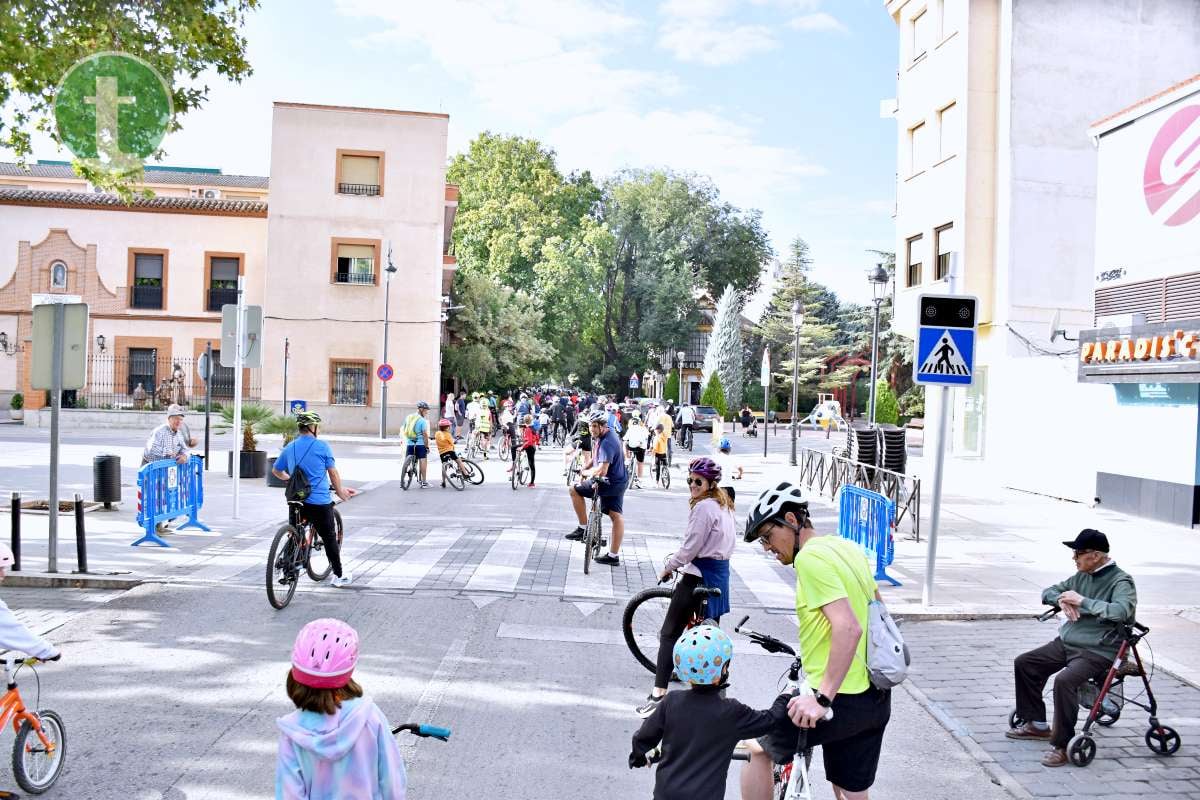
[1007,529,1136,767]
[142,404,190,533]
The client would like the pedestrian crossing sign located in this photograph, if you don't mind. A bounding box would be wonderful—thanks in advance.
[914,294,977,386]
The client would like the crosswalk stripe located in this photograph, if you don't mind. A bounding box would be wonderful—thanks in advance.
[464,527,537,593]
[642,536,677,575]
[730,550,795,610]
[185,536,274,582]
[563,542,614,599]
[367,527,468,589]
[338,525,396,571]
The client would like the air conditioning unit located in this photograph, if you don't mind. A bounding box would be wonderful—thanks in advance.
[190,188,220,199]
[1095,313,1147,332]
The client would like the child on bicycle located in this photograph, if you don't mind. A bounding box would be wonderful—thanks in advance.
[651,424,669,481]
[0,544,60,662]
[276,618,406,800]
[520,414,540,487]
[474,402,493,455]
[435,418,468,488]
[630,625,786,800]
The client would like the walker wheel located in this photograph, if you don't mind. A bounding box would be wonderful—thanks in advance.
[1145,725,1181,756]
[1008,710,1026,730]
[1096,709,1120,726]
[1068,733,1096,767]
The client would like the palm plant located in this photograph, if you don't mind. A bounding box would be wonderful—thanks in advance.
[259,414,300,447]
[216,403,275,452]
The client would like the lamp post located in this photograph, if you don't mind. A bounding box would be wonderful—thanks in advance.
[866,263,891,426]
[676,350,686,406]
[380,242,398,439]
[790,299,804,466]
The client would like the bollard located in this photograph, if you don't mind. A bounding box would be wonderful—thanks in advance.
[73,493,88,574]
[9,492,19,572]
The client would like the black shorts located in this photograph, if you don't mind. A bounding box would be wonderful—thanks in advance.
[578,437,592,452]
[573,478,626,515]
[759,687,891,793]
[439,451,457,463]
[629,447,645,463]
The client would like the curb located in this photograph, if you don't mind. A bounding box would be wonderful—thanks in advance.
[4,572,143,590]
[893,611,1035,622]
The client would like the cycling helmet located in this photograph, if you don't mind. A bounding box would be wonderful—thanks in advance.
[673,624,733,686]
[744,481,809,543]
[417,400,430,410]
[631,410,642,420]
[437,418,451,428]
[296,410,322,429]
[605,402,617,412]
[688,457,721,484]
[585,409,608,425]
[291,618,359,689]
[0,543,13,574]
[718,437,731,452]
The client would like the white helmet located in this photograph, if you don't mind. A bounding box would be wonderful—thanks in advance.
[744,481,809,543]
[0,543,14,572]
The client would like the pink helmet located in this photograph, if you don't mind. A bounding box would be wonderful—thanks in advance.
[291,618,359,689]
[688,457,722,483]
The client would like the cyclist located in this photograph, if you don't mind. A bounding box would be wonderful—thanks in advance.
[402,401,433,488]
[549,400,564,442]
[465,393,482,436]
[658,407,675,465]
[0,543,61,662]
[271,411,357,587]
[605,401,623,435]
[651,424,670,483]
[636,457,735,718]
[565,410,628,566]
[435,418,468,488]
[564,414,593,476]
[520,414,540,487]
[712,437,743,504]
[276,618,406,799]
[676,402,696,448]
[474,399,493,457]
[630,625,786,800]
[740,482,890,800]
[623,412,649,486]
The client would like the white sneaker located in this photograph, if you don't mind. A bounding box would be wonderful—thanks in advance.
[331,572,354,588]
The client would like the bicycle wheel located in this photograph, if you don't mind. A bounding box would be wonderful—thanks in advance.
[266,524,300,610]
[584,501,603,575]
[499,438,511,462]
[461,459,485,485]
[623,587,674,673]
[659,465,671,490]
[567,453,580,486]
[446,461,466,491]
[305,511,344,582]
[401,455,414,490]
[12,708,66,794]
[518,452,530,486]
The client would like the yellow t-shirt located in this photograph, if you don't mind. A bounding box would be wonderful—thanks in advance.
[651,432,669,455]
[476,414,492,433]
[793,536,874,695]
[658,416,673,437]
[434,430,456,455]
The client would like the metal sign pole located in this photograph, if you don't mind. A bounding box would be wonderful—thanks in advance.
[282,338,289,415]
[47,303,64,573]
[204,342,212,471]
[232,276,244,519]
[923,253,958,607]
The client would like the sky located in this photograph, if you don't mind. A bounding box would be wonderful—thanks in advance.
[13,0,901,311]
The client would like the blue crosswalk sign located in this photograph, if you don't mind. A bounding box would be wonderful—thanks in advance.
[914,295,977,387]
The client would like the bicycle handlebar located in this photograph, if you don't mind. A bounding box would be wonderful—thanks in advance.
[1038,606,1061,622]
[734,614,796,657]
[392,723,452,741]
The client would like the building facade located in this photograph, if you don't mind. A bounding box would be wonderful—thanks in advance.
[0,101,456,433]
[885,0,1200,504]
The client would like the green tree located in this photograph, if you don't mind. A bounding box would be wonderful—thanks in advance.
[700,372,728,417]
[663,369,680,405]
[874,379,899,425]
[701,284,744,414]
[443,270,555,389]
[0,0,259,197]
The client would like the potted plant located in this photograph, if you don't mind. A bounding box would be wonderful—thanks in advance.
[217,403,273,479]
[261,413,300,487]
[9,393,23,421]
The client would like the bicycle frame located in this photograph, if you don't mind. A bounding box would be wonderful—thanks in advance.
[0,660,54,755]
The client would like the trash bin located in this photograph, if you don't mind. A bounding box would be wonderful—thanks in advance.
[93,454,122,509]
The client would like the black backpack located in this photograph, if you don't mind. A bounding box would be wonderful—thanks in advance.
[283,440,316,502]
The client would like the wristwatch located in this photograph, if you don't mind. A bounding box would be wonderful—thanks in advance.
[814,692,833,708]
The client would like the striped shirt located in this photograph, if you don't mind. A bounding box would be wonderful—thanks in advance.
[143,423,188,465]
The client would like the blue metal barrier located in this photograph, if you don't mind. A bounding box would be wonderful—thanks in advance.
[134,455,211,547]
[836,484,901,587]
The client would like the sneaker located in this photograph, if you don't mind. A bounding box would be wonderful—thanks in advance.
[419,481,430,488]
[528,483,536,488]
[636,694,665,718]
[331,572,354,588]
[565,527,586,541]
[595,553,620,566]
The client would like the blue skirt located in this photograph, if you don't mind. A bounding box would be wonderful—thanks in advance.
[692,557,731,620]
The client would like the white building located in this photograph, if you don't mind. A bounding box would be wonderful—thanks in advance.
[884,0,1200,507]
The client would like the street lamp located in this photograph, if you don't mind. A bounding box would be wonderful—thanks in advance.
[677,350,686,406]
[790,299,805,466]
[380,243,399,439]
[866,262,891,426]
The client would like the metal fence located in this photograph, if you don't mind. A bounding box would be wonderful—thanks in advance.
[58,354,261,410]
[797,447,922,541]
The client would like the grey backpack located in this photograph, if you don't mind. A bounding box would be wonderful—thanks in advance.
[832,546,911,689]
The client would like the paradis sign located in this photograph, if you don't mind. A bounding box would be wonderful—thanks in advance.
[1078,320,1200,384]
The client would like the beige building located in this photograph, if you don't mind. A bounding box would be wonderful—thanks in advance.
[0,101,457,433]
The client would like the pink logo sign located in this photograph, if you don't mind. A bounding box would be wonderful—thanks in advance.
[1143,104,1200,227]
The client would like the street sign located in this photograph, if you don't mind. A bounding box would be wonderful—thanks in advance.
[289,400,307,414]
[195,351,212,382]
[31,302,88,390]
[760,347,770,387]
[377,363,394,382]
[220,304,263,368]
[914,294,978,387]
[628,372,639,389]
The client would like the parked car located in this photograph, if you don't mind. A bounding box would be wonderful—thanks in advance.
[691,405,720,432]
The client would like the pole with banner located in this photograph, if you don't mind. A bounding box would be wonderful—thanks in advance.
[197,343,213,471]
[760,347,770,459]
[221,281,263,520]
[232,277,244,518]
[282,338,289,416]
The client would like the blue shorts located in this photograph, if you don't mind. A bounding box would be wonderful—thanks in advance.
[407,443,428,460]
[574,478,626,515]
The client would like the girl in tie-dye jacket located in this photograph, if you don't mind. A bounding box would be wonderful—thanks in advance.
[276,619,406,799]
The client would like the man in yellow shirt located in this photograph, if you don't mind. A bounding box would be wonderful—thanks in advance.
[650,425,669,485]
[739,481,890,800]
[657,412,674,465]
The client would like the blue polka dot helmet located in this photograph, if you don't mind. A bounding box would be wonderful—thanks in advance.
[673,624,733,686]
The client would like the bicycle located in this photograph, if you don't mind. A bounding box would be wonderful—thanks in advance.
[654,457,671,490]
[266,500,345,610]
[0,656,66,794]
[565,448,584,487]
[511,447,530,490]
[393,722,452,742]
[678,425,694,451]
[580,476,610,575]
[622,573,722,673]
[626,451,643,489]
[460,458,485,485]
[441,458,466,491]
[735,615,831,800]
[400,448,419,490]
[497,430,513,462]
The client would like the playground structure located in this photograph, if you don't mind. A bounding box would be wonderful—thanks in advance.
[799,393,848,433]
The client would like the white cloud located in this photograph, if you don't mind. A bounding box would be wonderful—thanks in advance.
[657,0,778,66]
[787,12,848,33]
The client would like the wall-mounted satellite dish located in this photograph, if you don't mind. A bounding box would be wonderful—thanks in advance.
[1048,309,1077,343]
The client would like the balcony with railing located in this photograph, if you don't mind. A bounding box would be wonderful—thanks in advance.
[337,183,380,196]
[206,287,238,312]
[129,284,163,309]
[334,271,376,285]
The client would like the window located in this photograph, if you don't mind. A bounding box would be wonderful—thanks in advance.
[330,360,371,406]
[128,250,167,309]
[205,253,242,312]
[686,332,710,367]
[209,350,234,398]
[127,348,158,395]
[909,122,926,175]
[906,234,924,287]
[331,239,379,285]
[336,150,384,196]
[937,102,958,161]
[911,9,932,62]
[50,260,68,289]
[934,223,955,280]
